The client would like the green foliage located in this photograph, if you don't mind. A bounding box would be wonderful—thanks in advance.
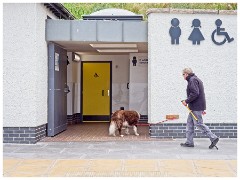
[63,3,237,20]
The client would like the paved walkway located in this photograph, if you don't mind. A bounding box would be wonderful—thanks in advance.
[41,123,152,142]
[3,138,237,177]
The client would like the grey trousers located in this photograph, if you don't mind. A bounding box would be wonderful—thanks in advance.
[185,111,218,145]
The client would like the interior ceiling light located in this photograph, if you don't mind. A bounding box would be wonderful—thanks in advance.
[73,54,81,62]
[96,49,138,53]
[90,44,137,48]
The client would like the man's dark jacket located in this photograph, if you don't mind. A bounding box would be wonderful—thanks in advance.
[185,73,206,111]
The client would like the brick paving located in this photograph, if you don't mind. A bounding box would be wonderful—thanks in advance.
[41,122,170,142]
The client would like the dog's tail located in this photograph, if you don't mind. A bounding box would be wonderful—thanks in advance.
[137,112,141,119]
[109,121,116,136]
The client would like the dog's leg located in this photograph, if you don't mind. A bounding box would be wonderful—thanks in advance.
[125,127,130,135]
[118,128,124,137]
[109,122,116,136]
[133,125,139,136]
[122,121,129,135]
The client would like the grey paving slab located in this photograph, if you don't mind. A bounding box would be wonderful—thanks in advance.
[3,153,37,159]
[3,138,237,160]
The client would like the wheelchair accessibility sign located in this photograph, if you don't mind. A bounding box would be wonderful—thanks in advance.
[211,19,234,45]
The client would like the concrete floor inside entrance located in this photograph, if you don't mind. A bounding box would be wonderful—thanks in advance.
[40,123,158,142]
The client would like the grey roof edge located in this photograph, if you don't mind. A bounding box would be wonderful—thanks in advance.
[146,8,237,15]
[44,3,76,20]
[82,15,144,21]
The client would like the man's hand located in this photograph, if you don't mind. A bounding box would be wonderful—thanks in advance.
[181,100,187,106]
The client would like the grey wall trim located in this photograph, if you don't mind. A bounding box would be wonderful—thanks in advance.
[67,114,147,124]
[71,20,97,41]
[139,115,148,123]
[97,21,123,42]
[123,21,148,42]
[46,20,71,41]
[46,19,148,42]
[3,124,47,144]
[149,123,237,138]
[67,113,82,124]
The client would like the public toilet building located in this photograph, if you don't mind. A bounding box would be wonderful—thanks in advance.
[3,3,237,143]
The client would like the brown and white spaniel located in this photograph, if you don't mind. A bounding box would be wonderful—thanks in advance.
[109,110,140,137]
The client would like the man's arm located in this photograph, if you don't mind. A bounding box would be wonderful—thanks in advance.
[185,79,200,104]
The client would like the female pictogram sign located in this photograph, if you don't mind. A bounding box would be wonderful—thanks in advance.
[188,19,205,45]
[211,19,234,45]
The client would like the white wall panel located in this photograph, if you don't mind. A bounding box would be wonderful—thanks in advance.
[148,11,237,123]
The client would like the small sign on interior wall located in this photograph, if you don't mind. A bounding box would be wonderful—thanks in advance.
[132,56,137,66]
[55,53,59,71]
[138,57,148,66]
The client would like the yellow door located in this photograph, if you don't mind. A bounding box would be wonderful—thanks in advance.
[82,62,111,122]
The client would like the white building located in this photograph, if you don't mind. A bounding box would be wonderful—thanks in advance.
[3,3,237,143]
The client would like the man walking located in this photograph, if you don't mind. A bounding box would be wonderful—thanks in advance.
[181,68,219,149]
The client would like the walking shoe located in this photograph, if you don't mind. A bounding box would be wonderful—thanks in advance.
[209,137,219,150]
[180,143,194,147]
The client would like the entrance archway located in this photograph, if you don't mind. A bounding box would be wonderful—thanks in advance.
[45,8,149,140]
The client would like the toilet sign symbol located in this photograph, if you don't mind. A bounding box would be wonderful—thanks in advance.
[169,18,181,45]
[94,73,99,78]
[188,19,205,45]
[211,19,234,45]
[132,56,137,66]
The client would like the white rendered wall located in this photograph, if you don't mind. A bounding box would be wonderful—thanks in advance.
[148,11,237,123]
[67,52,81,115]
[3,3,57,127]
[129,53,148,115]
[81,55,129,112]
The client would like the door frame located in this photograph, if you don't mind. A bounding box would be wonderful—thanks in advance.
[81,61,112,122]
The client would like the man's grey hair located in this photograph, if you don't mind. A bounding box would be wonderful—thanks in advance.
[182,68,193,74]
